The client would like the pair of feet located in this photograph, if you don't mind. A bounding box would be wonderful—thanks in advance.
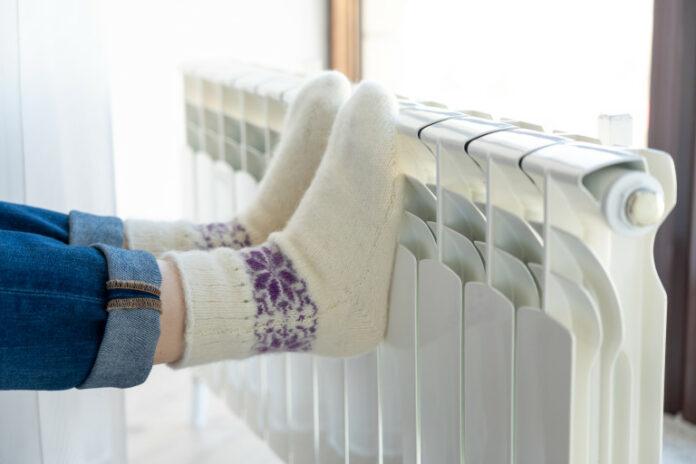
[127,72,403,366]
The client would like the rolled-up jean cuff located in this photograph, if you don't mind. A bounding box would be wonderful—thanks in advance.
[69,210,124,248]
[77,244,162,389]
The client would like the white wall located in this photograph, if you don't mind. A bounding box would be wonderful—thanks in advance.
[363,0,654,144]
[102,0,328,221]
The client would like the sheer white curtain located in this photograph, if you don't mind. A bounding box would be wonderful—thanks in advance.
[0,0,125,462]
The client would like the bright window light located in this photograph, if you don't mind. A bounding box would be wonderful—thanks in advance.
[362,0,654,144]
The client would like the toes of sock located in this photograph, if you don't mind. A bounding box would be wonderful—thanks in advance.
[346,80,399,124]
[326,80,399,169]
[285,71,351,123]
[333,80,398,143]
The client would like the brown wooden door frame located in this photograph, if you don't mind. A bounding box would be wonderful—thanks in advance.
[329,0,361,81]
[649,0,696,420]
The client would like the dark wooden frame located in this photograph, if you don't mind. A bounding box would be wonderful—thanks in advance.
[329,0,361,81]
[649,0,696,421]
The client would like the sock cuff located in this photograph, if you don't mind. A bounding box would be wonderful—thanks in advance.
[163,248,257,367]
[125,219,203,254]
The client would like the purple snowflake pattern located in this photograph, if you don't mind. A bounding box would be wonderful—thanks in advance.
[195,219,252,250]
[240,242,318,353]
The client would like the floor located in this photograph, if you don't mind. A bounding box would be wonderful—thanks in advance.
[664,414,696,463]
[126,366,281,464]
[128,366,696,464]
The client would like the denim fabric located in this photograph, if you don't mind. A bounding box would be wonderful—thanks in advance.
[0,201,69,242]
[69,210,123,248]
[0,215,107,390]
[78,245,161,389]
[0,201,162,390]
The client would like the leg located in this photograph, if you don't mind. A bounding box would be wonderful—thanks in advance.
[0,229,107,389]
[0,229,165,390]
[0,201,70,242]
[0,200,186,383]
[0,200,123,247]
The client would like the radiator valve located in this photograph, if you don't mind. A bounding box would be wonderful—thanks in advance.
[601,170,665,235]
[626,188,664,227]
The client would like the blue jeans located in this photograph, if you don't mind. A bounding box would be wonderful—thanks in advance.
[0,202,162,390]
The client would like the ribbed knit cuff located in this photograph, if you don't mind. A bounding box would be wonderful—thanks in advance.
[125,219,203,255]
[162,248,257,368]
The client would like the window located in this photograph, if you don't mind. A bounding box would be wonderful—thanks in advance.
[362,0,654,143]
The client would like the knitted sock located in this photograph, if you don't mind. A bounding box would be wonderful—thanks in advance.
[125,71,351,254]
[163,81,403,366]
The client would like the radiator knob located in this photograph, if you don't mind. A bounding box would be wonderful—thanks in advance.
[626,189,664,227]
[600,170,665,235]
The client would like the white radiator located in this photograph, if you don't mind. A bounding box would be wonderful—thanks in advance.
[181,63,676,464]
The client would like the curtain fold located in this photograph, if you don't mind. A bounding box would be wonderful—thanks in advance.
[0,0,126,462]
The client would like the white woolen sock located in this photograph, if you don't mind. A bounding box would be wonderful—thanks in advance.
[164,82,403,366]
[124,71,351,254]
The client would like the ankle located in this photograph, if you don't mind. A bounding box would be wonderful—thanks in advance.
[154,259,186,364]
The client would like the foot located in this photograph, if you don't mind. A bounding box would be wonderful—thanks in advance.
[125,71,351,254]
[165,81,403,365]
